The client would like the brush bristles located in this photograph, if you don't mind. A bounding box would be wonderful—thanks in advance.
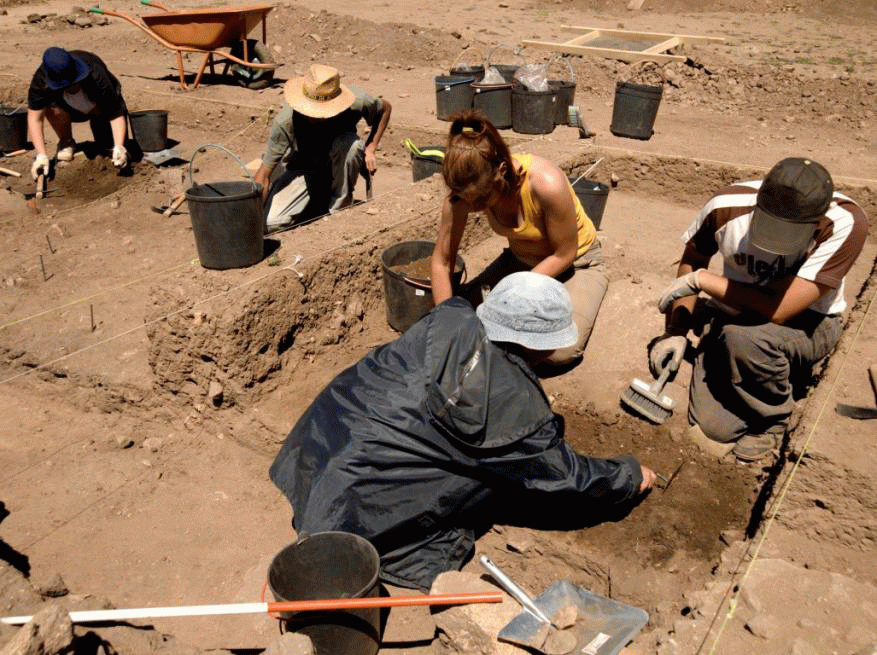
[621,386,672,424]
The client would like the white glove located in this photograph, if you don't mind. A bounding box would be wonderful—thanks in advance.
[657,270,702,313]
[112,145,128,168]
[31,153,50,180]
[649,335,688,377]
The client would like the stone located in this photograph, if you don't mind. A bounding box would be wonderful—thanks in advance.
[550,603,578,630]
[208,380,224,406]
[786,639,818,655]
[36,574,68,598]
[0,604,73,655]
[746,613,780,639]
[543,627,577,655]
[264,632,314,655]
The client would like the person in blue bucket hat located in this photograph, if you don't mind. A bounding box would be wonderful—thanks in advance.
[269,271,656,592]
[27,47,131,180]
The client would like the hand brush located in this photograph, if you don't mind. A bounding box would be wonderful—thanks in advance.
[620,360,677,424]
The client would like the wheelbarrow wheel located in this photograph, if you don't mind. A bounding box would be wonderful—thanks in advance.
[229,39,275,90]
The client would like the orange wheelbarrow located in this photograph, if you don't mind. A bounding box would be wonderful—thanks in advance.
[88,0,279,90]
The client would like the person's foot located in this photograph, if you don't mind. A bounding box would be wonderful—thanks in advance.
[732,433,778,462]
[687,423,735,458]
[56,138,76,162]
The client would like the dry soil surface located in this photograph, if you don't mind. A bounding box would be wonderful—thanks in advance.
[0,0,876,654]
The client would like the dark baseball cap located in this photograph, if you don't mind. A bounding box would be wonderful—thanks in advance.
[750,157,834,255]
[42,47,90,90]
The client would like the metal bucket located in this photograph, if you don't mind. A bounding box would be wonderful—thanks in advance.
[381,240,465,332]
[268,532,382,655]
[129,109,169,152]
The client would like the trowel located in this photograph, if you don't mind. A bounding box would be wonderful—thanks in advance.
[480,555,648,655]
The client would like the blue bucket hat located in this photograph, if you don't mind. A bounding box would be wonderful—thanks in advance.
[42,47,90,90]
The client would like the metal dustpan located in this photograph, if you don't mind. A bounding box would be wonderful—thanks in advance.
[481,556,648,655]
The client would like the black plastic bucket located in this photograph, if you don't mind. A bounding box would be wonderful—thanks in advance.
[449,64,484,82]
[435,75,475,121]
[549,80,576,125]
[471,82,512,129]
[492,64,520,84]
[268,532,382,655]
[610,81,663,140]
[511,84,557,135]
[129,109,168,152]
[187,181,264,269]
[410,145,445,182]
[0,106,27,152]
[569,177,610,230]
[381,240,465,332]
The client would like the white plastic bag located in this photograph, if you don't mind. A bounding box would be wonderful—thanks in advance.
[480,65,506,85]
[513,63,549,91]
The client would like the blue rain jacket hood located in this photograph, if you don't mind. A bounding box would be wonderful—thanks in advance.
[269,298,642,590]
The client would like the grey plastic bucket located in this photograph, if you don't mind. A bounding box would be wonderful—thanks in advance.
[610,81,663,140]
[549,80,576,125]
[381,240,465,332]
[268,532,382,655]
[435,75,475,121]
[187,181,264,269]
[0,106,27,152]
[410,145,445,182]
[569,177,610,230]
[471,82,512,129]
[511,84,557,135]
[129,109,168,152]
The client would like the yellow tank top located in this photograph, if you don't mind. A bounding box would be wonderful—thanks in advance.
[513,153,596,258]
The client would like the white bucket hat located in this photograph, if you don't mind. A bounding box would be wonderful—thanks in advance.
[476,272,578,351]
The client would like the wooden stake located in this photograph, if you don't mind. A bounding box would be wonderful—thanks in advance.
[45,234,55,254]
[3,149,27,158]
[90,304,96,332]
[39,255,48,281]
[0,166,21,177]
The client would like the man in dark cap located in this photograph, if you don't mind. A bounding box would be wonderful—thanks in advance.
[652,157,868,461]
[27,47,130,180]
[270,272,655,591]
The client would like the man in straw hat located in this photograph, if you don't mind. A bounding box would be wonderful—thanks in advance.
[270,271,656,591]
[652,157,867,462]
[254,63,391,232]
[28,47,130,180]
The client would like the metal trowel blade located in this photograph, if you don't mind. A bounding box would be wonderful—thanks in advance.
[835,403,877,419]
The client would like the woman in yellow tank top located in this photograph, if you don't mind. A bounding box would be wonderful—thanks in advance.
[431,111,608,368]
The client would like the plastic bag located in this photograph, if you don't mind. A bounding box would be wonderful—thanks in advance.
[480,65,506,85]
[514,63,549,92]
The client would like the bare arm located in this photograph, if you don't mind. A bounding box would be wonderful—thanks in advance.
[27,108,48,158]
[362,99,391,174]
[698,270,827,324]
[253,163,273,202]
[431,196,469,304]
[526,157,579,278]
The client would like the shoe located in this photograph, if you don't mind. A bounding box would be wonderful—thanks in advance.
[56,138,76,162]
[687,424,735,458]
[732,433,778,462]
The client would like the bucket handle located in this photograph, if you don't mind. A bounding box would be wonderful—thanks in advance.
[547,55,576,83]
[485,43,526,67]
[449,45,485,73]
[188,143,259,193]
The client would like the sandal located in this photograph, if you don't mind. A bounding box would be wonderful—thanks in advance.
[732,433,777,462]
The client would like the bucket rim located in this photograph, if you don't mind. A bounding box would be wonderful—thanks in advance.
[130,109,170,117]
[569,177,610,192]
[268,531,381,603]
[616,80,664,92]
[186,180,263,202]
[381,239,464,285]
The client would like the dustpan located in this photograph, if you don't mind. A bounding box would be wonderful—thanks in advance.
[481,555,647,655]
[500,579,648,655]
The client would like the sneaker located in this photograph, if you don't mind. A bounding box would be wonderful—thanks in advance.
[56,138,76,162]
[732,433,778,462]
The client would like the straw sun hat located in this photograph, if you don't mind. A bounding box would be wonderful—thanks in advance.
[284,64,355,118]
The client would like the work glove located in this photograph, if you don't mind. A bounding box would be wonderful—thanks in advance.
[111,145,128,168]
[31,153,50,180]
[657,270,702,313]
[649,335,688,378]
